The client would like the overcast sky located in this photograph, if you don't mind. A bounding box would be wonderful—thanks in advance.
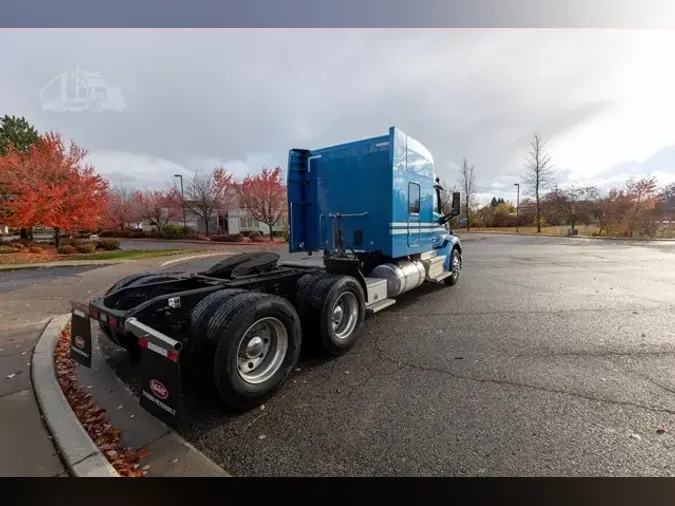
[1,29,674,204]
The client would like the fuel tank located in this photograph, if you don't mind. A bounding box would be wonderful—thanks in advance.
[370,260,426,298]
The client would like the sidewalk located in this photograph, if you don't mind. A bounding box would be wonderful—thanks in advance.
[0,321,66,476]
[0,254,229,476]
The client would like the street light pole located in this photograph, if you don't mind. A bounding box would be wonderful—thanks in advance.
[174,174,187,230]
[514,183,520,233]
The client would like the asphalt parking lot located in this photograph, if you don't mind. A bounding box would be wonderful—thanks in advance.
[102,233,675,476]
[0,265,101,294]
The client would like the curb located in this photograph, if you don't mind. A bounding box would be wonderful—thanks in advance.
[0,260,124,272]
[109,238,287,246]
[31,314,119,477]
[0,251,233,272]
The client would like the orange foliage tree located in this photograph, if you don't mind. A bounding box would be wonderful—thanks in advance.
[0,132,108,246]
[238,166,287,240]
[134,189,181,235]
[597,178,662,237]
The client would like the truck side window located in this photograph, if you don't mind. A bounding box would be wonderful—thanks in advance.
[408,182,421,214]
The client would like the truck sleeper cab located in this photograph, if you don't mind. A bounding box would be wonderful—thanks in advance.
[89,126,463,415]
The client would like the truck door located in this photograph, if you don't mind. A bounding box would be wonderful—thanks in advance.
[407,182,421,247]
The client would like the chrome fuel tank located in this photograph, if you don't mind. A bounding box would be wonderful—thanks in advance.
[371,260,426,298]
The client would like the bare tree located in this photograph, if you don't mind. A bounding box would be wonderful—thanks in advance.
[545,186,598,230]
[457,157,476,231]
[523,133,555,232]
[177,167,234,236]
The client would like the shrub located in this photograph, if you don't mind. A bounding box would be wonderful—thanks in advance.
[76,243,96,254]
[100,228,145,238]
[160,224,204,240]
[57,245,77,255]
[98,239,120,251]
[0,246,15,254]
[69,239,96,248]
[29,247,44,254]
[211,234,244,243]
[15,239,40,248]
[160,224,186,239]
[8,242,24,249]
[251,234,265,242]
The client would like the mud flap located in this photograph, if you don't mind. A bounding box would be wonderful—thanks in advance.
[125,317,182,429]
[69,301,92,368]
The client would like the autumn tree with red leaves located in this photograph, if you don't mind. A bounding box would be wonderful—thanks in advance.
[134,189,180,235]
[238,166,287,240]
[0,132,108,246]
[105,186,138,232]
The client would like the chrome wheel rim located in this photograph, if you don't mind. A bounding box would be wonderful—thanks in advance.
[452,251,461,280]
[331,292,359,340]
[236,317,288,384]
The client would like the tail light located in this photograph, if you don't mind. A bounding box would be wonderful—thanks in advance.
[90,308,99,319]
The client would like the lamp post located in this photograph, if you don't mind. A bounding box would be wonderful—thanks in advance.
[514,183,520,233]
[174,174,187,230]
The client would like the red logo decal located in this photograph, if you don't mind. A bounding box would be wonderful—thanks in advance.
[149,379,169,400]
[74,335,85,349]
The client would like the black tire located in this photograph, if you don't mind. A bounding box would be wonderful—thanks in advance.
[444,247,462,286]
[206,291,302,410]
[306,274,366,357]
[105,273,153,295]
[295,273,324,320]
[188,288,247,385]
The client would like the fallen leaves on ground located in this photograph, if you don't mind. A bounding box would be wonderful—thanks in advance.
[54,324,146,477]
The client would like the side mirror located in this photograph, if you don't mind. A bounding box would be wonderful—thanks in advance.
[451,192,461,217]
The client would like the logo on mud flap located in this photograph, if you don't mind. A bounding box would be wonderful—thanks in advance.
[149,379,169,400]
[73,335,85,349]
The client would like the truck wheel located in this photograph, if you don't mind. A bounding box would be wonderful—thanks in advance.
[188,288,247,386]
[444,248,462,286]
[206,292,302,410]
[308,274,365,357]
[295,273,324,321]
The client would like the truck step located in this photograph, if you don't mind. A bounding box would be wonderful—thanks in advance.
[427,271,453,283]
[366,298,396,314]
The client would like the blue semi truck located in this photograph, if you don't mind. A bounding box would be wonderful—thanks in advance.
[78,127,462,424]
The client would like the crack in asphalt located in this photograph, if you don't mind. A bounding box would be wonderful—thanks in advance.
[370,333,675,417]
[607,358,675,397]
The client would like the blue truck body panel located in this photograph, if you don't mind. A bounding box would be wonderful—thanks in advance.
[288,126,457,260]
